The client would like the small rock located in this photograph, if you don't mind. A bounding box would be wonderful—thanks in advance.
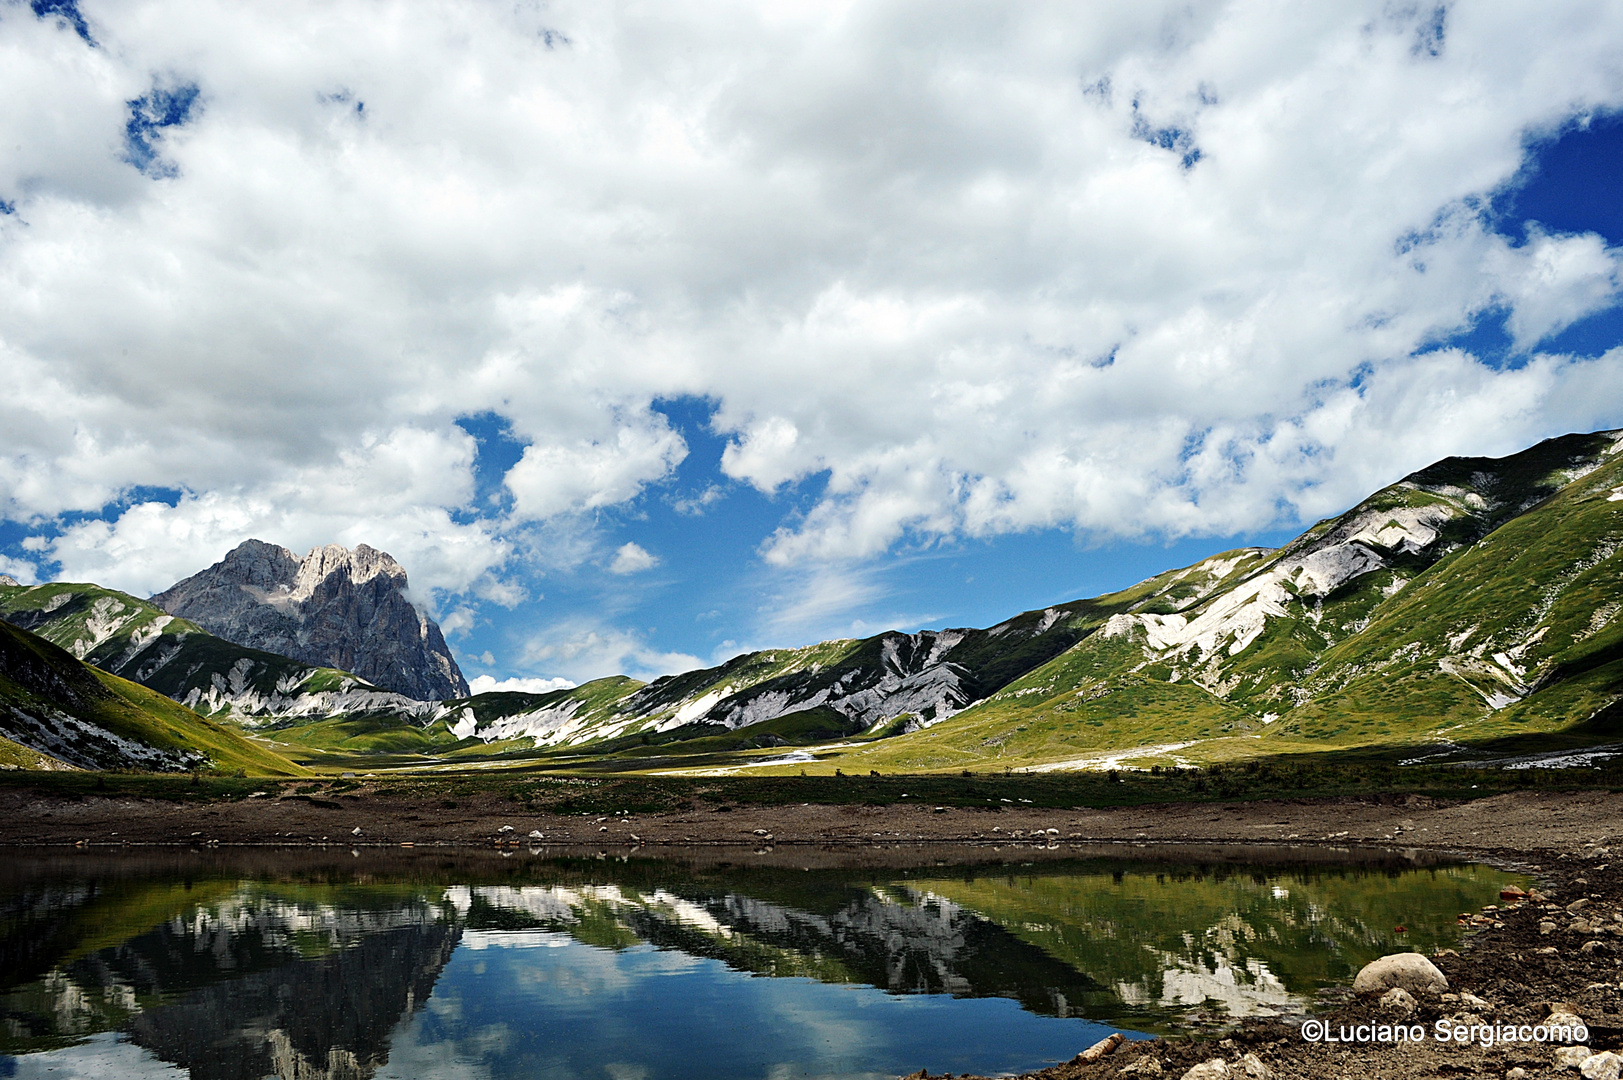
[529,830,544,839]
[1181,1060,1229,1080]
[1583,940,1609,955]
[1508,1069,1528,1080]
[351,826,363,836]
[1572,920,1595,933]
[1538,946,1561,955]
[1569,898,1593,914]
[498,825,515,833]
[1502,885,1529,901]
[1583,1052,1623,1080]
[1075,1033,1124,1063]
[1380,987,1418,1015]
[1238,1052,1271,1080]
[1352,953,1449,997]
[1460,992,1493,1012]
[1121,1060,1163,1077]
[1558,1046,1594,1069]
[1543,921,1560,935]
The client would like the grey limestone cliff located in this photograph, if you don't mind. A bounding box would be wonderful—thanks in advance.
[151,539,468,701]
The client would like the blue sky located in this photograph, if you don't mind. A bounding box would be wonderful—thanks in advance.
[3,2,1623,690]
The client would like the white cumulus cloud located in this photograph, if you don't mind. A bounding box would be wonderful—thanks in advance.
[467,674,577,696]
[609,542,659,575]
[2,0,1623,664]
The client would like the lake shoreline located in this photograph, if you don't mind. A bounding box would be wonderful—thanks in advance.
[3,784,1618,1079]
[0,783,1613,855]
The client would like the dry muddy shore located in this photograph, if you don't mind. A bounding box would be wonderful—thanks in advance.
[3,785,1621,1079]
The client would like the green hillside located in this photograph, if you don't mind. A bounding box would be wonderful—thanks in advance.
[0,581,401,720]
[807,431,1623,773]
[0,619,307,775]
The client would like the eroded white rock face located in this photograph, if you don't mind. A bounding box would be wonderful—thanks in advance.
[1104,499,1457,671]
[153,539,467,701]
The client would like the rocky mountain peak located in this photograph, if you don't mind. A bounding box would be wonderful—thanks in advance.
[152,540,468,701]
[0,575,19,587]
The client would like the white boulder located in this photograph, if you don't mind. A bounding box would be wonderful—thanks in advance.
[1352,953,1448,997]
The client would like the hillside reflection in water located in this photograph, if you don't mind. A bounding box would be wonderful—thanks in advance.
[0,847,1522,1080]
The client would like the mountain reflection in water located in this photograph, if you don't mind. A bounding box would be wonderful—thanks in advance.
[0,848,1524,1080]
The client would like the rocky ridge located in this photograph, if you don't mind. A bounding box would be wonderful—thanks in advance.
[152,540,468,701]
[0,581,424,723]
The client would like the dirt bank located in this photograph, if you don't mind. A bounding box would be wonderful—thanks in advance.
[0,784,1615,857]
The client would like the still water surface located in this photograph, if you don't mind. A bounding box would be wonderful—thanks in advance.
[0,847,1524,1080]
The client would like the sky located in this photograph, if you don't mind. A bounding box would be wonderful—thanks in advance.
[3,1,1623,693]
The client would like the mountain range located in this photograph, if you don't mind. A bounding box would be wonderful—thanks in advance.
[1,428,1619,774]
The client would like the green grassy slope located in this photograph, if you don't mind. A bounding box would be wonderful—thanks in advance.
[0,582,394,720]
[671,430,1623,774]
[1281,438,1623,745]
[810,432,1622,773]
[0,619,307,774]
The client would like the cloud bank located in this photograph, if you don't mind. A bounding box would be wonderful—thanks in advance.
[3,0,1623,672]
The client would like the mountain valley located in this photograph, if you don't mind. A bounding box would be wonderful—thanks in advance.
[2,429,1621,775]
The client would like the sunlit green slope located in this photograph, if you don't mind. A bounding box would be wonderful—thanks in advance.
[820,430,1623,772]
[0,619,307,774]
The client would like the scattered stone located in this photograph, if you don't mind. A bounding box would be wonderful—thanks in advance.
[498,825,514,833]
[1460,992,1494,1012]
[1180,1060,1229,1080]
[1583,940,1609,955]
[1583,1052,1623,1080]
[1548,1010,1587,1033]
[1380,987,1419,1015]
[1544,921,1560,935]
[351,826,363,836]
[529,830,544,839]
[1508,1069,1528,1080]
[1352,953,1449,997]
[1075,1033,1124,1063]
[1569,899,1594,914]
[1121,1060,1163,1077]
[1237,1052,1271,1079]
[1502,885,1530,901]
[1558,1046,1594,1069]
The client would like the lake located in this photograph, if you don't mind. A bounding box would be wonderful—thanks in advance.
[0,845,1525,1080]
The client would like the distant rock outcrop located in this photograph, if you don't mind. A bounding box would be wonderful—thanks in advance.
[152,540,469,701]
